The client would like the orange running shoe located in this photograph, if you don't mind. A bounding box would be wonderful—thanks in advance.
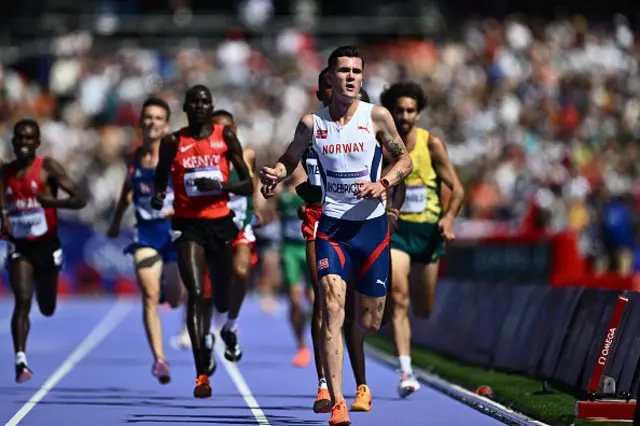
[350,384,372,412]
[329,400,350,426]
[292,347,311,368]
[313,387,332,413]
[193,374,212,398]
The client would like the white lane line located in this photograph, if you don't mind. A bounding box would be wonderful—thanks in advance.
[3,300,134,426]
[214,334,271,426]
[364,343,551,426]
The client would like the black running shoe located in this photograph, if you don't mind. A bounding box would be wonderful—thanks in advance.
[15,363,32,383]
[220,327,242,362]
[204,333,217,377]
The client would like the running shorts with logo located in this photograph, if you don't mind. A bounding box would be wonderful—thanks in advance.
[125,219,177,263]
[315,214,389,298]
[172,215,238,255]
[232,222,258,268]
[389,127,445,264]
[8,237,63,271]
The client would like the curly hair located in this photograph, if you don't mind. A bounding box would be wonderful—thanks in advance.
[379,81,427,112]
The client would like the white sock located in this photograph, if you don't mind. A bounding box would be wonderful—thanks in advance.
[15,351,27,366]
[204,334,213,349]
[318,378,328,389]
[223,318,237,331]
[399,355,412,374]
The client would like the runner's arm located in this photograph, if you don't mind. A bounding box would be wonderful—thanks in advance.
[372,106,413,187]
[219,127,254,195]
[0,162,11,239]
[39,157,87,209]
[108,166,134,236]
[428,134,464,219]
[389,181,406,211]
[381,147,406,211]
[272,114,314,180]
[153,133,179,200]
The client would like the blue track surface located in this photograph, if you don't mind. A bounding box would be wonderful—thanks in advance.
[0,297,505,425]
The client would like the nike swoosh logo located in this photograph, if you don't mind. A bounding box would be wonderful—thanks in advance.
[180,143,195,153]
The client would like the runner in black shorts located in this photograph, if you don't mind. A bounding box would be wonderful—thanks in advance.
[152,85,254,398]
[0,119,86,383]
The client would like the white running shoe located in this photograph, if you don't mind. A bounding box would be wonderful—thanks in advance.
[397,371,421,398]
[169,327,191,350]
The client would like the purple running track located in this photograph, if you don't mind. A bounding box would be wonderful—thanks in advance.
[0,297,504,426]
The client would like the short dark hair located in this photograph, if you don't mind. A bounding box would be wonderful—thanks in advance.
[318,67,330,89]
[379,82,427,112]
[14,119,40,137]
[142,97,171,121]
[212,109,234,120]
[358,88,370,103]
[185,84,212,101]
[328,45,364,70]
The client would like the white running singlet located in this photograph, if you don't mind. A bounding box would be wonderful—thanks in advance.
[311,101,386,221]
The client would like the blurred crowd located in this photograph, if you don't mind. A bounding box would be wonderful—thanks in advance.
[0,14,639,272]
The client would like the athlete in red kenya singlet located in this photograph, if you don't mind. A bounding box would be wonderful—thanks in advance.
[0,119,86,384]
[152,85,253,399]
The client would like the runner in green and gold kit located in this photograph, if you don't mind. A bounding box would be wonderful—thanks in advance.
[213,110,259,363]
[277,171,314,367]
[380,82,465,399]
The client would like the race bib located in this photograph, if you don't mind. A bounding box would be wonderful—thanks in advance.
[324,169,369,202]
[228,194,248,229]
[184,167,223,197]
[9,209,48,239]
[283,218,304,240]
[401,185,427,213]
[136,189,174,220]
[306,158,322,186]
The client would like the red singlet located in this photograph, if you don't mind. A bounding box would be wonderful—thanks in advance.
[4,156,58,241]
[171,125,231,219]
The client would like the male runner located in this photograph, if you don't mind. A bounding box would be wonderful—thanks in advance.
[152,85,253,398]
[277,166,314,367]
[294,68,378,413]
[172,109,259,361]
[261,46,413,426]
[379,81,464,397]
[107,97,186,385]
[0,119,86,383]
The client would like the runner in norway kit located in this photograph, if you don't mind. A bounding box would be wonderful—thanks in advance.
[295,67,377,414]
[0,119,86,383]
[108,97,186,385]
[152,85,253,398]
[260,46,413,426]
